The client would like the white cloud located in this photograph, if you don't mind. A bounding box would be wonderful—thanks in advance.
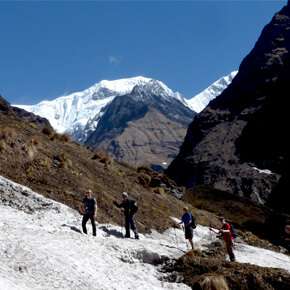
[108,55,121,65]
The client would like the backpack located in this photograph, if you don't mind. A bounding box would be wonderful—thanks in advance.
[190,214,197,229]
[130,200,138,215]
[230,223,238,239]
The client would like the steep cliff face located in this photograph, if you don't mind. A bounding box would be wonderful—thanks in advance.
[167,3,290,209]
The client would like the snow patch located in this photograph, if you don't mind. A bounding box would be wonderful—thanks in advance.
[253,167,273,175]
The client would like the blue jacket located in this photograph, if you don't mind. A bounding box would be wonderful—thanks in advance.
[180,212,192,226]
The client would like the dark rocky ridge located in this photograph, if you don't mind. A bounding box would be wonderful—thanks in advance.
[86,81,195,166]
[0,95,52,128]
[167,3,290,209]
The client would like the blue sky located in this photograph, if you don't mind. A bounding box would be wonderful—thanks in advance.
[0,0,287,105]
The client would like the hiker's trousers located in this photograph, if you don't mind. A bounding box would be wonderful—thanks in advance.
[82,214,96,236]
[124,215,137,237]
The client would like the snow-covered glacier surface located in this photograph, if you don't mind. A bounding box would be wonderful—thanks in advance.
[186,71,238,113]
[1,175,290,290]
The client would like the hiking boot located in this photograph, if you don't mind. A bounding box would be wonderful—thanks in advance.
[135,234,139,240]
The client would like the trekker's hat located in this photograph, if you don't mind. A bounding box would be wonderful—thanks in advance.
[122,192,128,198]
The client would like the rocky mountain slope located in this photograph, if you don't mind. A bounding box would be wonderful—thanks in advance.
[85,80,194,166]
[15,77,193,167]
[167,2,290,213]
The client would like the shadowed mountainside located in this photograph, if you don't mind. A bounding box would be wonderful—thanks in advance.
[167,3,290,212]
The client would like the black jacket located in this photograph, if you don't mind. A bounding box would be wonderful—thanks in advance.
[114,199,138,216]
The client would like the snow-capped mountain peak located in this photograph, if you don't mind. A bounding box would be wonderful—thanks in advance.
[12,77,148,132]
[14,76,184,139]
[186,71,238,113]
[130,79,185,103]
[14,73,235,144]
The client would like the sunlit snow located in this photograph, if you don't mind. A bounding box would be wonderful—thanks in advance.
[186,71,238,113]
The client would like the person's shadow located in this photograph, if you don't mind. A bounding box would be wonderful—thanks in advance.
[98,226,124,238]
[61,224,83,234]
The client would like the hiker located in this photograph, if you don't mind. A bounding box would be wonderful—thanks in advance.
[113,192,139,239]
[81,189,97,236]
[210,217,235,262]
[179,206,195,250]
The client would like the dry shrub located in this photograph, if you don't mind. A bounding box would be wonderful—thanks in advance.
[54,153,72,169]
[51,133,70,143]
[153,187,165,195]
[92,150,112,166]
[39,157,51,169]
[0,127,17,148]
[30,137,39,146]
[27,146,36,160]
[137,165,152,175]
[25,165,34,179]
[137,173,151,187]
[59,134,70,142]
[0,127,16,140]
[0,140,7,152]
[29,122,38,129]
[42,127,53,136]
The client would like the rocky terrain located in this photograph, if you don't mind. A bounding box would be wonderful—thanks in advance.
[167,3,290,213]
[164,242,290,290]
[85,80,194,167]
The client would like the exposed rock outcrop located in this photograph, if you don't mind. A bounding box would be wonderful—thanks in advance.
[167,3,290,209]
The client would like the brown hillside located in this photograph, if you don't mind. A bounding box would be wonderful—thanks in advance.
[0,97,194,232]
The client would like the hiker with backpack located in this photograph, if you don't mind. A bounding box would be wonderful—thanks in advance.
[81,189,97,236]
[113,192,139,239]
[210,217,236,262]
[179,206,196,250]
